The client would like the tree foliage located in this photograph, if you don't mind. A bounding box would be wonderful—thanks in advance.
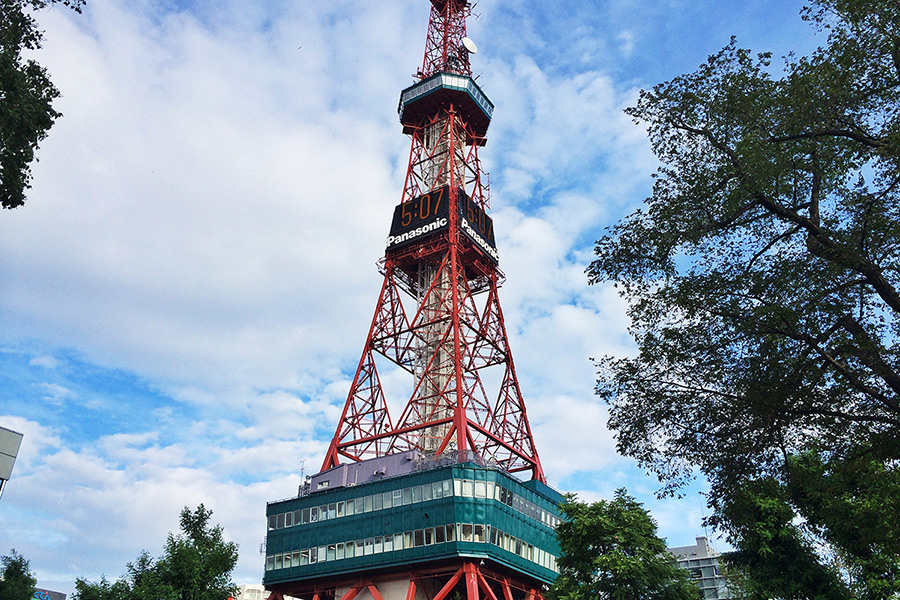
[547,491,697,600]
[73,505,239,600]
[0,549,37,600]
[588,0,900,595]
[718,478,851,600]
[0,0,84,209]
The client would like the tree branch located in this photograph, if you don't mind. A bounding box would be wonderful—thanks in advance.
[836,314,900,407]
[670,118,900,315]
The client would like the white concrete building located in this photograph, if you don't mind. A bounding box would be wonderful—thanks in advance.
[234,584,298,600]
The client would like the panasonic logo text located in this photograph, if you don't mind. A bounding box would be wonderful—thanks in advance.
[386,217,448,248]
[461,218,500,263]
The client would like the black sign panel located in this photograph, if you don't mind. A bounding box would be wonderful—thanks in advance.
[386,186,451,253]
[458,190,499,263]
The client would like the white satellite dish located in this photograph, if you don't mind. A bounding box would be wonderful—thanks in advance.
[462,37,478,54]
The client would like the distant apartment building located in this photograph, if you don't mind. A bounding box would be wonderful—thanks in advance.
[667,536,733,599]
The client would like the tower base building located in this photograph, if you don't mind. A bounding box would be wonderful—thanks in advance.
[265,453,562,600]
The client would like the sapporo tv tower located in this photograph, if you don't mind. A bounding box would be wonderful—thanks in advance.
[264,3,564,600]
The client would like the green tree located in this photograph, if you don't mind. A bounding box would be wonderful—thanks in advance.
[717,478,851,600]
[73,576,134,600]
[73,505,238,600]
[588,0,900,595]
[0,0,84,209]
[0,549,37,600]
[547,491,697,600]
[157,504,239,600]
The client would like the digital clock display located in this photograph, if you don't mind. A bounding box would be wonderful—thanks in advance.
[385,186,499,264]
[386,186,451,253]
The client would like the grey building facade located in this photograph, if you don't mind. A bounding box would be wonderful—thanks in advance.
[667,536,733,599]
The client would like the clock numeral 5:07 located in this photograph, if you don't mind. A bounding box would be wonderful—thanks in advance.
[400,188,444,227]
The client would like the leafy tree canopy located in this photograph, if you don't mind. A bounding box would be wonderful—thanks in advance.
[0,549,37,600]
[547,491,697,600]
[0,0,84,209]
[73,504,239,600]
[588,0,900,595]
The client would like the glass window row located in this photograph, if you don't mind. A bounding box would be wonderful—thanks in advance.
[268,479,454,530]
[453,479,561,529]
[268,477,559,532]
[266,522,558,575]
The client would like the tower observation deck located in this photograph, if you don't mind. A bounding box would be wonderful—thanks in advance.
[265,3,563,600]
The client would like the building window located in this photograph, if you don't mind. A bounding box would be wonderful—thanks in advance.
[460,524,473,542]
[473,524,484,542]
[474,481,486,498]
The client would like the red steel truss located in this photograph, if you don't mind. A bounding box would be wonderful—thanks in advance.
[322,1,544,483]
[266,561,546,600]
[421,1,472,78]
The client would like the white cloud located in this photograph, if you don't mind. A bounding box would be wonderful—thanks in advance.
[29,355,63,369]
[617,30,635,57]
[38,383,78,405]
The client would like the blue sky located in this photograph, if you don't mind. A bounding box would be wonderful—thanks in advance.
[0,0,824,594]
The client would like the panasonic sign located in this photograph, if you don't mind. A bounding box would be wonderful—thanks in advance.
[386,217,449,250]
[461,218,500,263]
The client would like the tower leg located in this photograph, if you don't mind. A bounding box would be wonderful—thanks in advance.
[465,563,479,600]
[475,567,499,600]
[432,566,465,600]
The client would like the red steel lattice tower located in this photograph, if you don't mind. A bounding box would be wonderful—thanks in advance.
[322,0,544,484]
[263,5,562,600]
